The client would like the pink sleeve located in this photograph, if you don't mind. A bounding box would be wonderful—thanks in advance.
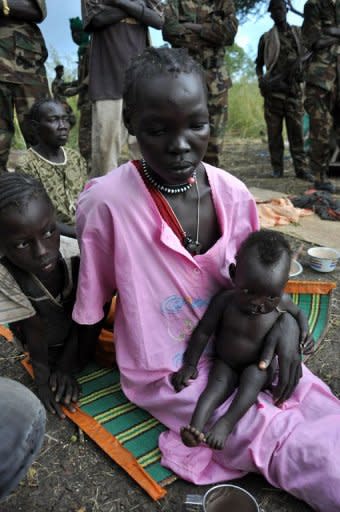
[72,186,116,325]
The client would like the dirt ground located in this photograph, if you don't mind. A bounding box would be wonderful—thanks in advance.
[1,140,339,512]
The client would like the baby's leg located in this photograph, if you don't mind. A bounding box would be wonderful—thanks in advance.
[205,364,268,450]
[181,359,238,447]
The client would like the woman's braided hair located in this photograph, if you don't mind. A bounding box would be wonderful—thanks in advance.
[0,172,52,216]
[123,47,207,114]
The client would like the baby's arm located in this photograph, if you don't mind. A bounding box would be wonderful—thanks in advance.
[280,294,314,353]
[172,290,233,392]
[14,316,66,419]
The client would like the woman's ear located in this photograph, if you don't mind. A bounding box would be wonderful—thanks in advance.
[123,106,135,135]
[229,263,236,280]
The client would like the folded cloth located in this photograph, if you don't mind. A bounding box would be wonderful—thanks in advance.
[255,197,314,228]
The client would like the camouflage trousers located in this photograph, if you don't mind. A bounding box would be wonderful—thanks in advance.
[304,83,340,181]
[78,101,92,166]
[0,80,50,171]
[264,95,307,176]
[205,83,229,168]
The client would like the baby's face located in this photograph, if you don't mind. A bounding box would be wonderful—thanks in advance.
[233,255,288,315]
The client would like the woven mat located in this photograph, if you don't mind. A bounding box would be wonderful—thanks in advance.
[17,280,336,501]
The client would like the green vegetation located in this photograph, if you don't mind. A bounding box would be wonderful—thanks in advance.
[227,81,265,138]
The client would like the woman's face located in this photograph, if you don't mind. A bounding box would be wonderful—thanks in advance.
[126,71,210,185]
[0,196,60,277]
[35,102,70,148]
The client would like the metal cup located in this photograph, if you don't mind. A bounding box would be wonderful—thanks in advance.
[184,484,261,512]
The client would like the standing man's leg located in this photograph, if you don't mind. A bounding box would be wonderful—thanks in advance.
[0,82,15,173]
[91,99,123,177]
[79,101,92,166]
[305,84,336,192]
[264,96,284,177]
[205,86,228,167]
[14,81,50,148]
[0,377,46,500]
[285,98,313,181]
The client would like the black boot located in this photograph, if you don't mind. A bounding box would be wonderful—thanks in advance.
[296,170,314,182]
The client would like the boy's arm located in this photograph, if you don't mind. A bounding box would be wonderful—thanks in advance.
[172,290,232,392]
[51,323,80,409]
[280,294,314,352]
[76,301,112,369]
[15,315,66,418]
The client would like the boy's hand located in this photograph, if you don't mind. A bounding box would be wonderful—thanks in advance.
[37,383,66,419]
[171,364,198,392]
[49,371,80,412]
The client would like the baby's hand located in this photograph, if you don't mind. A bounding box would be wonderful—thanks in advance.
[37,383,66,419]
[171,364,198,392]
[49,371,80,412]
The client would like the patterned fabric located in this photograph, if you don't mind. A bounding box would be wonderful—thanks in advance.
[302,0,340,91]
[0,0,49,171]
[0,0,48,86]
[0,81,49,170]
[162,0,238,166]
[15,147,87,225]
[302,0,340,179]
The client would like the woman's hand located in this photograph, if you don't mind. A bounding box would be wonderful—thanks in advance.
[259,313,302,405]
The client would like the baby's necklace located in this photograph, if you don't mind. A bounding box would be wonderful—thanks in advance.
[141,159,202,255]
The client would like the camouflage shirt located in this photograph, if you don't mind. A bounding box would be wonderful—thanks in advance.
[0,0,48,86]
[162,0,238,91]
[302,0,340,90]
[16,147,88,225]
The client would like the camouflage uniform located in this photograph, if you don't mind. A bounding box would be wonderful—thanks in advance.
[0,0,50,172]
[162,0,238,167]
[256,25,308,177]
[302,0,340,185]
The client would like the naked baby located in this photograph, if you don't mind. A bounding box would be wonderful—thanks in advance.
[172,230,312,449]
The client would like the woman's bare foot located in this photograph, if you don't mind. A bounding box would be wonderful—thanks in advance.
[180,425,206,447]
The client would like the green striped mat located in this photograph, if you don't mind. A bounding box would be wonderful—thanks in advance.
[76,364,175,487]
[290,292,331,358]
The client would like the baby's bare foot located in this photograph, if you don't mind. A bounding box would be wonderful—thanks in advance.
[180,425,206,447]
[205,421,232,450]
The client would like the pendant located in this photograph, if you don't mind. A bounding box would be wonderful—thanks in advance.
[183,235,202,255]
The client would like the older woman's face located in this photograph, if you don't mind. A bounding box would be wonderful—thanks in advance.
[127,71,210,185]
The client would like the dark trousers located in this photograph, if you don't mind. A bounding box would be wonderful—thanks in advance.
[264,95,307,175]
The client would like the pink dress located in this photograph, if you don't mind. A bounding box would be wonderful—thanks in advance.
[73,161,340,511]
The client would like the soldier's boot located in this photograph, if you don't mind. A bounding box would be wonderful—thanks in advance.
[272,169,283,178]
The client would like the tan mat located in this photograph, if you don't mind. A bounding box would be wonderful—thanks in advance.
[250,187,340,249]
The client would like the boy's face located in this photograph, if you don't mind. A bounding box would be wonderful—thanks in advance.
[125,71,210,185]
[0,196,60,277]
[35,102,70,148]
[232,248,289,315]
